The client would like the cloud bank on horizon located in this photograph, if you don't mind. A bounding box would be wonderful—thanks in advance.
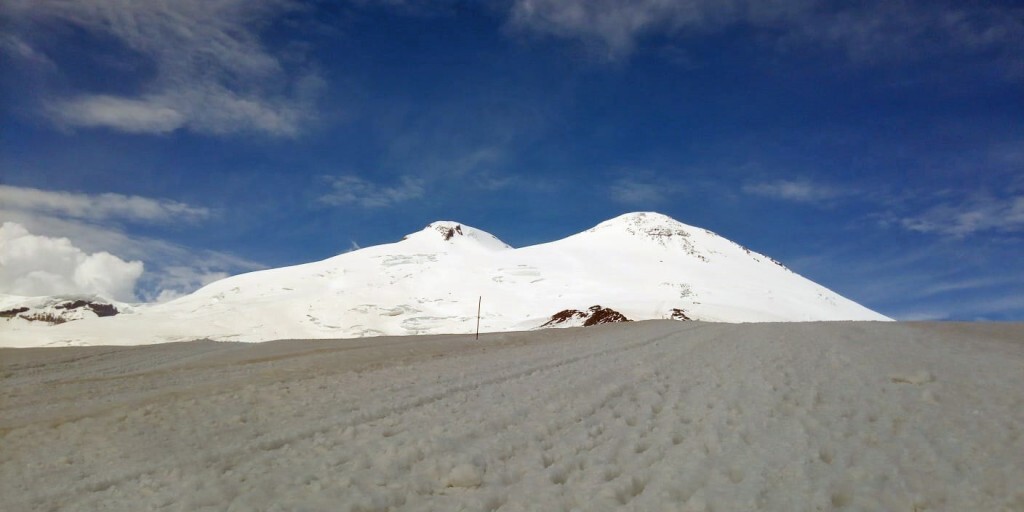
[1,0,1022,319]
[0,185,261,302]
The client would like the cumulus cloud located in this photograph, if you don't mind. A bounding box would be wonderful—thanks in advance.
[5,0,321,136]
[319,175,425,208]
[743,179,842,204]
[0,222,143,301]
[1,186,261,302]
[0,211,262,302]
[507,0,1024,70]
[900,194,1024,237]
[0,185,209,224]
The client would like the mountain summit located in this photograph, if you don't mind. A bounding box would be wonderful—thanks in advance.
[0,212,890,347]
[401,221,512,251]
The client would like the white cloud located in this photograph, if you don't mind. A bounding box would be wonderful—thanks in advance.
[0,186,261,302]
[900,194,1024,237]
[743,180,841,204]
[0,222,143,301]
[0,210,263,302]
[319,175,425,208]
[50,95,186,134]
[0,185,209,224]
[6,0,320,136]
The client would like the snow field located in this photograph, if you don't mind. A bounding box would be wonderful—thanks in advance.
[2,321,1022,511]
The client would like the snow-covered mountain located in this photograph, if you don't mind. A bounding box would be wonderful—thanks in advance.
[0,212,890,347]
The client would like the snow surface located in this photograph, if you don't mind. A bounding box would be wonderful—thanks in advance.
[2,321,1021,511]
[0,213,889,347]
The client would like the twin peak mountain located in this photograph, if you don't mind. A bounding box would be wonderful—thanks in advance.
[3,212,890,347]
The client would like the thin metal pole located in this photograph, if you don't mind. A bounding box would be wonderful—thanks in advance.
[476,296,481,340]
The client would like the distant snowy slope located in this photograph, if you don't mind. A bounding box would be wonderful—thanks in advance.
[0,212,890,347]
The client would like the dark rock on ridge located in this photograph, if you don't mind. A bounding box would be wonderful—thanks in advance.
[542,305,631,327]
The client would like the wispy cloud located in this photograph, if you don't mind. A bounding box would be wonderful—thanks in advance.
[742,179,843,204]
[787,233,1024,322]
[786,3,1024,67]
[889,292,1024,321]
[916,275,1024,299]
[0,33,56,69]
[0,185,209,224]
[899,194,1024,237]
[610,178,675,205]
[4,0,322,136]
[507,0,1024,74]
[319,175,426,208]
[508,0,745,58]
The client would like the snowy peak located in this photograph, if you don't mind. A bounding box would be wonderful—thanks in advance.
[584,212,788,269]
[587,212,698,241]
[591,211,689,232]
[583,212,710,257]
[402,221,512,251]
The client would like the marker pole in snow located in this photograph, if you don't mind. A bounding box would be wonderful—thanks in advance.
[476,296,482,340]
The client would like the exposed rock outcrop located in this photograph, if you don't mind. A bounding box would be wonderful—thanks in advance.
[542,305,630,327]
[55,300,119,317]
[670,308,692,321]
[0,307,29,318]
[1,299,119,325]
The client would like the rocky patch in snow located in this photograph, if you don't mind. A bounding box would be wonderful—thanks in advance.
[669,308,692,321]
[56,300,119,317]
[584,306,630,326]
[0,306,29,318]
[541,309,588,326]
[543,305,631,327]
[439,224,464,241]
[1,298,119,325]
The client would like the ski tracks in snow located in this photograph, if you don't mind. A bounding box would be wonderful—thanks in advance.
[2,321,1022,511]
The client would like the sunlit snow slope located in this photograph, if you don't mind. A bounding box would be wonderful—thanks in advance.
[0,212,889,346]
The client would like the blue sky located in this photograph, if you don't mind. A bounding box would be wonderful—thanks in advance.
[1,0,1022,319]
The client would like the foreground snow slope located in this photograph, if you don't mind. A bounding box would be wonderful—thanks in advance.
[0,213,889,347]
[2,321,1021,511]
